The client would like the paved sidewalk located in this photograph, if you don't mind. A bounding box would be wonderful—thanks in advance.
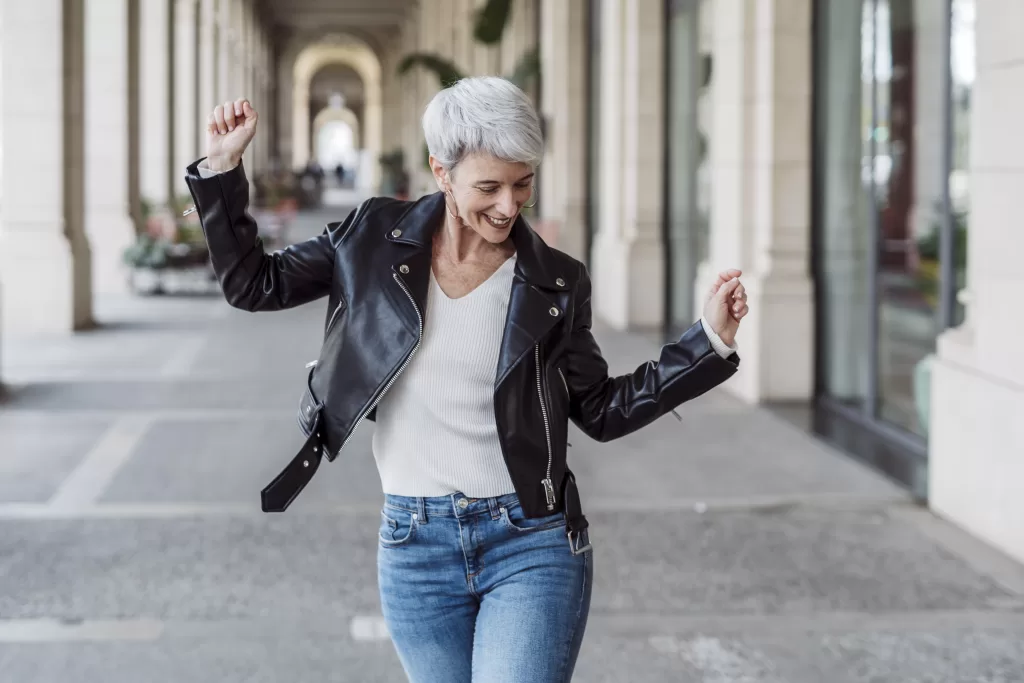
[1,209,1023,681]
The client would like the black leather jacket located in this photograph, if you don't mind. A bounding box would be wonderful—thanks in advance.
[185,159,739,542]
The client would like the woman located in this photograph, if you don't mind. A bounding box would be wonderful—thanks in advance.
[186,77,748,682]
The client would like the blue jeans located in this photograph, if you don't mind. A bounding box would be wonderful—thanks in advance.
[377,491,593,682]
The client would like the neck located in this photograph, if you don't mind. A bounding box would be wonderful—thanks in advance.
[436,212,511,264]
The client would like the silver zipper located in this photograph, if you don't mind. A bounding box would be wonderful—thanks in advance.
[535,345,556,510]
[557,367,569,399]
[325,301,345,336]
[336,272,423,454]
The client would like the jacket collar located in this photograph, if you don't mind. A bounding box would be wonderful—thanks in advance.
[385,192,571,293]
[384,191,573,387]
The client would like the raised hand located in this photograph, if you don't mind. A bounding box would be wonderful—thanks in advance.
[206,98,258,172]
[701,268,749,347]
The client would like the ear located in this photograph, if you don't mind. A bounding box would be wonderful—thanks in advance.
[428,156,448,192]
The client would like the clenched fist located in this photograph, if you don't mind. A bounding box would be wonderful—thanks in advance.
[206,98,258,172]
[701,268,749,348]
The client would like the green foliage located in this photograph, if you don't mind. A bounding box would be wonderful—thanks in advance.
[473,0,513,45]
[397,54,465,89]
[507,48,541,91]
[396,0,538,171]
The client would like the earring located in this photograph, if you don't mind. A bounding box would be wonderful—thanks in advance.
[523,186,538,210]
[444,190,461,220]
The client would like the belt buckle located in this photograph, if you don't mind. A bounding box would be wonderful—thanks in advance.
[567,530,592,556]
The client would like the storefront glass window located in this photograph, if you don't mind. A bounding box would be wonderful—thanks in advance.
[664,0,711,336]
[815,0,972,441]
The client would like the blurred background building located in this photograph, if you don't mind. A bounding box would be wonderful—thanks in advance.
[0,0,1019,568]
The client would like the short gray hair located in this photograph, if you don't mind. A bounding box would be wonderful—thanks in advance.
[423,77,544,171]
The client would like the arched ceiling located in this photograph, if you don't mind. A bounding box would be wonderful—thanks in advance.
[263,0,416,47]
[309,64,366,114]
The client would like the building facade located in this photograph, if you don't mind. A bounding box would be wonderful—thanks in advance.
[538,0,1024,566]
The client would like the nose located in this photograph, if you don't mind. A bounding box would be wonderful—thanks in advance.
[496,190,518,217]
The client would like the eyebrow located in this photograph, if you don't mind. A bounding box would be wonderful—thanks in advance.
[475,173,535,186]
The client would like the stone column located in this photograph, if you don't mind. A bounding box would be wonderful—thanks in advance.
[174,0,198,195]
[85,0,141,295]
[695,0,815,402]
[240,0,254,174]
[217,0,234,102]
[538,0,587,260]
[591,0,665,330]
[0,0,93,337]
[198,0,217,130]
[140,0,174,211]
[930,0,1024,565]
[253,28,266,172]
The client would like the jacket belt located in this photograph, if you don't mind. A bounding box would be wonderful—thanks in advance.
[561,470,592,555]
[261,412,324,513]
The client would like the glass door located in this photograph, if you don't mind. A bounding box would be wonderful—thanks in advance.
[814,0,972,448]
[664,0,706,336]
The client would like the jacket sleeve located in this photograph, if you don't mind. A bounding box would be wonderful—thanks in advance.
[563,263,740,442]
[184,157,350,312]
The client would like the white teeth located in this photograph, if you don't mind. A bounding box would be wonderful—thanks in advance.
[485,215,510,227]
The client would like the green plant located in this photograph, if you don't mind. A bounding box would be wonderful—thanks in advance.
[396,0,542,168]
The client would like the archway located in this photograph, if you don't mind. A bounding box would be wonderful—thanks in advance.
[292,37,382,191]
[314,106,361,185]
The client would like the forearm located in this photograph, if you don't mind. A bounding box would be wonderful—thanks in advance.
[186,158,334,311]
[577,321,738,441]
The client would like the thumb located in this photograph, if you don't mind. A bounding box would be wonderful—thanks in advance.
[242,101,258,129]
[717,277,741,302]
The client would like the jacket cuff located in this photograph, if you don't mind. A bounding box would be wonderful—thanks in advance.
[700,317,738,359]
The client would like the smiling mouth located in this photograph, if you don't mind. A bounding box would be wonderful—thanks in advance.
[483,214,512,229]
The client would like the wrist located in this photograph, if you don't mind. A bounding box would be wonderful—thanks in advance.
[206,155,240,173]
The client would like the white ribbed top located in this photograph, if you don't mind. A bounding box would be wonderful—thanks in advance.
[371,255,518,497]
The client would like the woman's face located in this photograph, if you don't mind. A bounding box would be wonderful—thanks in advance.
[432,153,535,244]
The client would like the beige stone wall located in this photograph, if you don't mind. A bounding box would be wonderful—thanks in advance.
[590,0,665,330]
[0,0,270,352]
[0,0,93,337]
[930,0,1024,565]
[538,0,587,261]
[695,0,815,402]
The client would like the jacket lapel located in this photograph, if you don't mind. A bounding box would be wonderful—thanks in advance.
[380,191,572,386]
[494,216,572,388]
[384,193,444,326]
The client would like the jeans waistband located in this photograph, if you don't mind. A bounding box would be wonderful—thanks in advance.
[383,492,523,520]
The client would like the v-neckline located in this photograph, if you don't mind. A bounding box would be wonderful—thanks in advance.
[430,254,517,302]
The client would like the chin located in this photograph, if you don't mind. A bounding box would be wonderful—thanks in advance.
[473,214,515,241]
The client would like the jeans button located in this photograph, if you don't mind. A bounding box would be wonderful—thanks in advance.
[457,498,469,509]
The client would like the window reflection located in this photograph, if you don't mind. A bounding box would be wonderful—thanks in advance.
[815,0,973,440]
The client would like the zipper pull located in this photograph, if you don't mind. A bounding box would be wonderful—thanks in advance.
[182,205,197,217]
[542,478,557,510]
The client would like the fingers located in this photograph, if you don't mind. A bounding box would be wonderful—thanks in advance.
[213,104,227,134]
[241,100,258,128]
[207,113,218,135]
[223,100,237,130]
[709,268,743,296]
[717,276,742,302]
[732,302,749,320]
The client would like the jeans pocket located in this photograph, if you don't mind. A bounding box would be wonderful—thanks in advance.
[500,502,565,534]
[379,507,418,547]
